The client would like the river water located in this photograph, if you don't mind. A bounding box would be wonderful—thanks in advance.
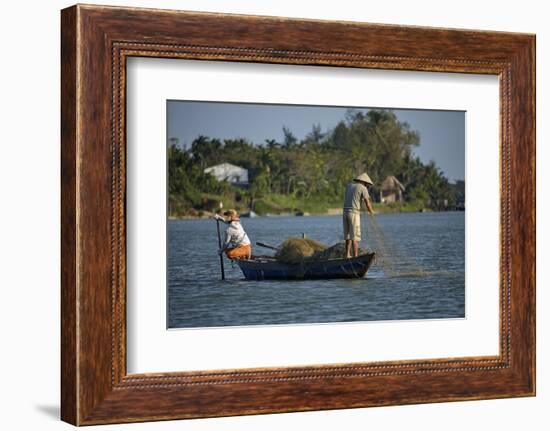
[168,212,465,328]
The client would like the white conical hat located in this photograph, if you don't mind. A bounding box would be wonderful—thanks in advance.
[353,172,373,185]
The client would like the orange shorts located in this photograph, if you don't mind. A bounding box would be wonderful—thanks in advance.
[225,244,252,260]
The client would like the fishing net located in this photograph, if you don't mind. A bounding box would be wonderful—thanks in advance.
[271,213,449,278]
[275,238,368,263]
[275,237,326,263]
[363,213,427,277]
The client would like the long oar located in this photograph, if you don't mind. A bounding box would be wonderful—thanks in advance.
[215,219,225,280]
[256,241,279,251]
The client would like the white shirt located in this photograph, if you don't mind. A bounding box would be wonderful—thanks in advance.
[223,221,251,249]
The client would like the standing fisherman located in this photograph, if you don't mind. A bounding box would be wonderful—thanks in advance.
[214,209,252,260]
[343,173,375,258]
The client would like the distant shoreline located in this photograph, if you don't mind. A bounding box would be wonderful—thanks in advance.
[169,207,465,221]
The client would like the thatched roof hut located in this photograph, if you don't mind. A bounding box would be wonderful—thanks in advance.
[379,176,405,203]
[380,176,405,192]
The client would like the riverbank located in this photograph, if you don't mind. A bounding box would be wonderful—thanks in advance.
[169,191,443,219]
[167,201,451,220]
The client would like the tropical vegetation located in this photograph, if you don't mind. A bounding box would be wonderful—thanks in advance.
[168,109,464,217]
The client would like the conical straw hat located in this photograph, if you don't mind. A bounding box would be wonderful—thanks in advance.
[353,172,373,185]
[223,209,240,220]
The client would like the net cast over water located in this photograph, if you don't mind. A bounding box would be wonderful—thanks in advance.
[269,217,433,279]
[363,212,438,278]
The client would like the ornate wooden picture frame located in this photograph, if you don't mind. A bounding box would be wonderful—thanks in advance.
[61,4,535,425]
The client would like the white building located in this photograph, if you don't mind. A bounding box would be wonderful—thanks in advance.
[204,163,249,185]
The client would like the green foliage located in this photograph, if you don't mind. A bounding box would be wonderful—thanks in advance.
[168,109,463,217]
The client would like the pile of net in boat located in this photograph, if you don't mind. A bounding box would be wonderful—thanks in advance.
[274,237,367,264]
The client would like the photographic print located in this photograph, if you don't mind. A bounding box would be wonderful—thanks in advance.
[167,101,465,329]
[60,6,536,422]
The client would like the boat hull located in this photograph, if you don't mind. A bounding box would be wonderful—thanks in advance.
[236,252,375,281]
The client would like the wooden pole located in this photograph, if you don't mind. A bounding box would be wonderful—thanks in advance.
[216,219,225,280]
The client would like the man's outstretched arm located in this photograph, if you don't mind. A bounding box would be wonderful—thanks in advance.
[364,197,375,215]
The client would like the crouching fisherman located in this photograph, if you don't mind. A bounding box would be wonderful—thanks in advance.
[214,209,252,260]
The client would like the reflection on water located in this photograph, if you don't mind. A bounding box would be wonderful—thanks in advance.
[168,212,465,328]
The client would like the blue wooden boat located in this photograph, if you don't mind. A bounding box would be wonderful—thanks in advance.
[236,252,375,281]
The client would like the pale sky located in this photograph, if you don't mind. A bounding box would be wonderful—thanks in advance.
[167,100,465,181]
